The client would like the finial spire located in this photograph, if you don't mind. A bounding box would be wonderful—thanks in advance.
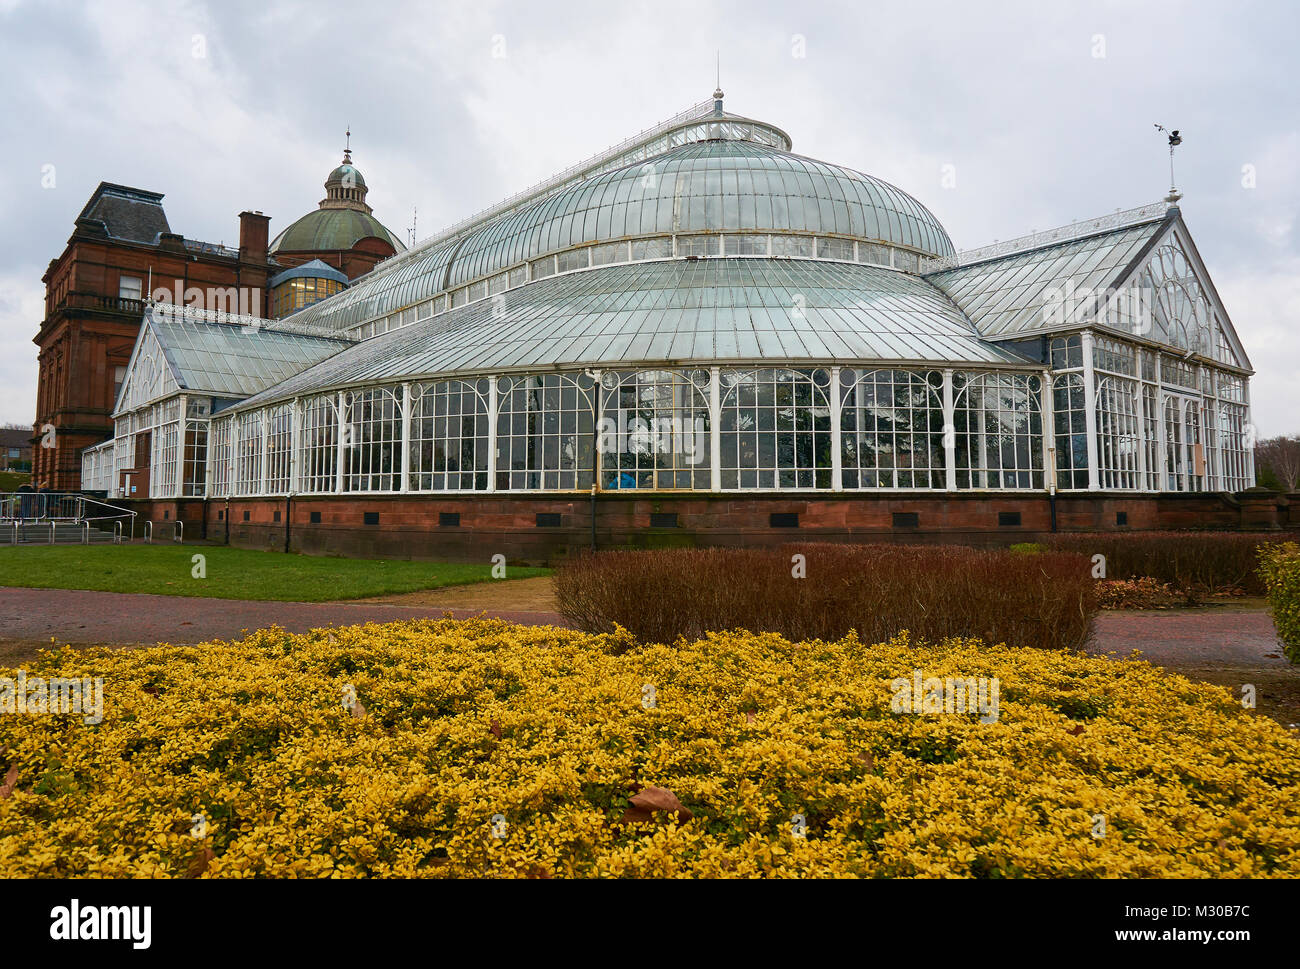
[712,52,724,115]
[1154,123,1183,205]
[343,125,352,164]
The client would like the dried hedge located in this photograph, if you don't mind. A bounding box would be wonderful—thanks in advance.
[554,544,1097,650]
[1043,532,1285,597]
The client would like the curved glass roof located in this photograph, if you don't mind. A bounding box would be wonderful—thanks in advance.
[282,137,954,334]
[446,140,954,285]
[236,258,1029,410]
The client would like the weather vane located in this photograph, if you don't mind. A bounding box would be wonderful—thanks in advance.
[1154,124,1183,204]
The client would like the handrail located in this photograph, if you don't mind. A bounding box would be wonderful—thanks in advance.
[48,521,55,545]
[173,521,184,544]
[113,520,123,544]
[8,521,15,546]
[144,521,153,544]
[80,521,90,545]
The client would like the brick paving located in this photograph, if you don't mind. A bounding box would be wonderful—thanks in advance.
[0,587,1288,671]
[1089,611,1288,668]
[0,586,566,646]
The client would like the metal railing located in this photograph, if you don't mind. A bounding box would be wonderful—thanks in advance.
[0,492,137,543]
[143,520,182,544]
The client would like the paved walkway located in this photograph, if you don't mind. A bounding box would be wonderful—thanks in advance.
[0,587,1288,670]
[1089,611,1288,668]
[0,586,566,646]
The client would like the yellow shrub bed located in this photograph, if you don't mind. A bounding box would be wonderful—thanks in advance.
[1,618,1297,878]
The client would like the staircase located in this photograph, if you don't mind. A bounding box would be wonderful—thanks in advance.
[7,522,117,545]
[2,492,135,546]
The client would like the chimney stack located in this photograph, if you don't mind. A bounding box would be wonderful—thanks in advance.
[238,210,270,264]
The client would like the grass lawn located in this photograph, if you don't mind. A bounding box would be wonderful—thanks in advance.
[0,544,549,602]
[0,471,31,491]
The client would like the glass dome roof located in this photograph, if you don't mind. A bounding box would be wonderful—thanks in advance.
[285,135,954,334]
[444,139,954,287]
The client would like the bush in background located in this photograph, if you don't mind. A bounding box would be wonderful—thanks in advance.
[1259,543,1300,663]
[1044,532,1284,598]
[1096,578,1184,610]
[554,544,1097,651]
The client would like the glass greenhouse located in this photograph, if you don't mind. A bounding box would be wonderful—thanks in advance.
[89,96,1255,502]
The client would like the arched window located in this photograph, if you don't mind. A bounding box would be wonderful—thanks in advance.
[264,404,293,493]
[952,373,1043,489]
[342,387,402,492]
[496,373,596,490]
[1218,401,1248,491]
[209,418,232,498]
[297,395,339,493]
[720,368,832,489]
[1095,376,1141,490]
[1052,372,1088,490]
[234,410,263,495]
[1142,386,1160,490]
[598,369,711,490]
[839,369,944,489]
[409,379,491,491]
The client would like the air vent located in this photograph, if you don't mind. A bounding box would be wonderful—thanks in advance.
[892,512,919,528]
[439,512,461,527]
[769,512,799,528]
[536,513,562,528]
[998,512,1022,527]
[273,510,281,523]
[242,510,250,522]
[1116,511,1129,526]
[310,511,322,524]
[363,512,380,526]
[649,512,678,528]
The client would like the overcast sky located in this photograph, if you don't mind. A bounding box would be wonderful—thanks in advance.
[1,0,1296,434]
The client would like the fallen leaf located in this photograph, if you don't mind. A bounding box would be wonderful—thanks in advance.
[0,764,18,799]
[488,720,503,739]
[617,807,656,825]
[1067,725,1085,736]
[1216,838,1227,851]
[745,711,755,725]
[628,785,693,822]
[351,699,367,719]
[187,846,215,878]
[856,752,875,770]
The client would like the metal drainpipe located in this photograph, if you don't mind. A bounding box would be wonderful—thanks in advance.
[284,494,292,554]
[224,497,231,545]
[590,376,601,552]
[201,497,208,540]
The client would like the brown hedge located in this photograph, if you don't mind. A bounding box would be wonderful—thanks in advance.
[554,544,1097,651]
[1043,532,1286,597]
